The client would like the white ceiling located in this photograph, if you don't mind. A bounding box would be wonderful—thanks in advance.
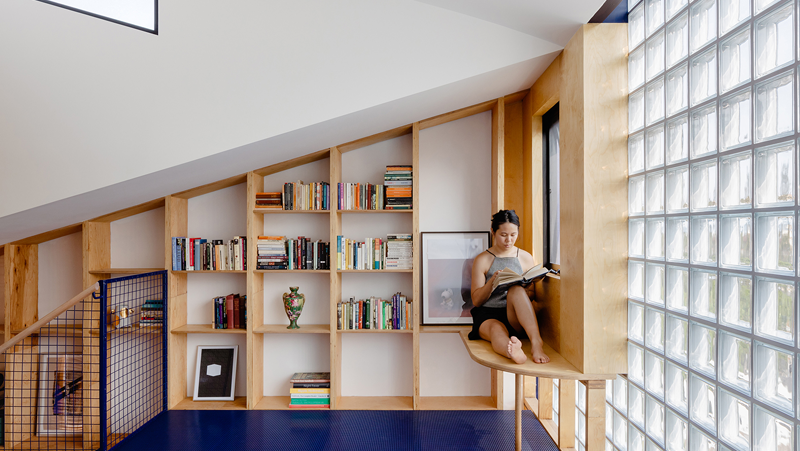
[0,0,608,244]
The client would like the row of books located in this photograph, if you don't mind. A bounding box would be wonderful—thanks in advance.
[385,165,412,210]
[335,234,412,270]
[171,236,247,271]
[140,300,164,326]
[337,293,412,330]
[212,293,247,329]
[337,182,385,210]
[289,372,330,409]
[255,182,332,211]
[385,233,412,270]
[257,236,330,270]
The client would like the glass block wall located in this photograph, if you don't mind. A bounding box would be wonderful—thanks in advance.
[621,0,800,450]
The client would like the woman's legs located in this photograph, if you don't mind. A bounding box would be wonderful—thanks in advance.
[479,319,527,364]
[506,285,550,363]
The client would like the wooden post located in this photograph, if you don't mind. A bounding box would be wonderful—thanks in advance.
[412,123,421,409]
[247,172,265,409]
[329,147,342,409]
[584,380,607,451]
[4,244,38,342]
[558,379,576,449]
[538,377,553,420]
[515,374,523,451]
[165,196,188,409]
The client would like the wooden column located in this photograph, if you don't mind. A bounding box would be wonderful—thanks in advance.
[557,379,575,449]
[583,380,607,451]
[504,99,525,248]
[491,99,505,409]
[4,337,39,447]
[412,123,421,409]
[4,244,38,342]
[537,377,553,420]
[523,93,543,264]
[247,172,265,409]
[165,196,188,409]
[329,147,342,409]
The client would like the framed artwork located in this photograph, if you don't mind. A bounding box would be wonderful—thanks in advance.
[37,355,83,436]
[193,345,238,401]
[421,231,490,325]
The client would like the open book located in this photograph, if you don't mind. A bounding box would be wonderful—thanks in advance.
[491,264,558,292]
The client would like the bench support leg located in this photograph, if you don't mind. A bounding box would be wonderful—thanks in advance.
[583,380,606,451]
[558,380,575,449]
[515,374,523,451]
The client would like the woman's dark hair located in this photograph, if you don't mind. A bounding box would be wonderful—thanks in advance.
[491,210,520,232]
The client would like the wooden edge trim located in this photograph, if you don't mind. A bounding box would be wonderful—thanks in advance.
[581,380,607,390]
[172,173,248,199]
[253,148,331,177]
[10,223,83,245]
[0,282,99,355]
[503,90,528,104]
[338,124,413,153]
[90,197,166,223]
[418,99,497,130]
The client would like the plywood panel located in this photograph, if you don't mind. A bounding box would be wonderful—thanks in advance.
[247,171,265,409]
[491,100,505,213]
[504,100,525,249]
[165,196,189,409]
[5,245,38,340]
[329,147,343,408]
[532,53,563,116]
[526,100,544,265]
[5,338,39,448]
[412,123,421,409]
[419,99,496,130]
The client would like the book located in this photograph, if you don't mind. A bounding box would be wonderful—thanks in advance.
[289,398,331,405]
[490,264,557,292]
[289,388,331,394]
[290,372,330,383]
[292,382,330,388]
[290,393,330,399]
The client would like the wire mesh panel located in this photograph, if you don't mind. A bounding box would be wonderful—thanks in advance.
[101,271,167,451]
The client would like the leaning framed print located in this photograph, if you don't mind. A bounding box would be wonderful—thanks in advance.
[193,345,238,401]
[37,354,83,435]
[421,231,490,325]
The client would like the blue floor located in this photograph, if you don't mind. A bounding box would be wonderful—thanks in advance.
[112,410,559,451]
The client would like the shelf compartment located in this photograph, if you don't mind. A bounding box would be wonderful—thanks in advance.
[337,270,412,273]
[337,329,413,334]
[171,324,246,334]
[88,268,164,275]
[336,396,413,410]
[254,269,329,274]
[419,325,471,334]
[255,324,330,334]
[90,324,163,336]
[337,209,413,214]
[418,396,496,410]
[254,396,330,410]
[254,209,330,214]
[172,270,247,274]
[172,397,247,410]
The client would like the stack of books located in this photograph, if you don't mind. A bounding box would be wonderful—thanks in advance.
[336,236,386,270]
[384,165,412,209]
[212,293,247,329]
[283,181,330,210]
[337,182,384,210]
[385,234,412,269]
[337,293,412,330]
[171,236,247,271]
[255,192,282,209]
[257,236,288,270]
[286,236,329,270]
[139,300,164,327]
[289,372,330,409]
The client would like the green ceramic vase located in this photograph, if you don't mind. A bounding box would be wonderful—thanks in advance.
[282,286,305,329]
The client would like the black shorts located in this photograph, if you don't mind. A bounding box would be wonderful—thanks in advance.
[468,306,527,340]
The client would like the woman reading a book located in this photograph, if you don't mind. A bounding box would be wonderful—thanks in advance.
[468,210,550,364]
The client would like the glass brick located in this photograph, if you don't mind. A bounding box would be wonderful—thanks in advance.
[718,388,751,451]
[689,373,717,433]
[631,343,646,386]
[607,379,614,403]
[647,395,666,445]
[648,437,666,451]
[755,0,783,15]
[608,403,615,439]
[631,175,646,216]
[666,266,690,313]
[691,104,718,158]
[631,384,647,428]
[667,114,690,163]
[631,261,646,301]
[691,268,718,320]
[666,65,689,116]
[754,212,795,276]
[691,215,718,266]
[690,0,718,54]
[691,47,718,106]
[719,150,752,210]
[666,0,688,20]
[719,213,753,269]
[631,3,646,49]
[616,410,629,450]
[630,425,646,451]
[719,272,753,331]
[754,276,795,344]
[754,3,794,79]
[631,88,646,132]
[753,404,794,451]
[666,216,689,261]
[666,167,690,214]
[665,313,689,364]
[690,424,718,451]
[648,79,667,126]
[720,89,752,151]
[607,438,614,451]
[632,46,647,92]
[615,376,628,415]
[631,132,646,174]
[665,361,689,415]
[632,218,647,258]
[647,308,667,353]
[719,0,751,36]
[689,321,717,378]
[666,409,688,451]
[577,406,586,446]
[648,30,667,81]
[691,159,718,211]
[754,341,794,415]
[647,263,667,306]
[754,141,795,207]
[720,26,752,94]
[631,301,645,344]
[647,0,666,36]
[754,70,795,142]
[647,124,666,169]
[648,218,667,260]
[647,171,666,214]
[719,330,752,394]
[667,13,690,68]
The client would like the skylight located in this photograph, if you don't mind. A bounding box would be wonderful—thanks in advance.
[38,0,157,33]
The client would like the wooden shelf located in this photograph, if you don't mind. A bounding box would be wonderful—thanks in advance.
[254,396,330,410]
[88,268,164,275]
[336,396,413,410]
[337,209,413,213]
[172,397,248,410]
[337,329,413,334]
[419,325,471,333]
[255,324,330,334]
[254,269,329,274]
[418,396,496,410]
[337,269,412,273]
[171,324,246,334]
[254,209,329,214]
[172,270,247,274]
[90,324,163,336]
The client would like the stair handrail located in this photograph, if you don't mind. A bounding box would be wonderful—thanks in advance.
[0,282,100,355]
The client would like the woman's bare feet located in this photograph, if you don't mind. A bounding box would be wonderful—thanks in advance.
[531,340,550,364]
[507,336,527,364]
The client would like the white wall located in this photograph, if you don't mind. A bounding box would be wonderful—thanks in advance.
[111,207,165,268]
[38,232,83,318]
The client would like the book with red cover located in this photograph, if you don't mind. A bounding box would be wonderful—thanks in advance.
[226,294,235,329]
[233,294,241,329]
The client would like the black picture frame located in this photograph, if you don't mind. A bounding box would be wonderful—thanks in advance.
[193,345,238,401]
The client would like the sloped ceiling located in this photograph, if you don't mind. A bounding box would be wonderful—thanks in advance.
[0,0,606,244]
